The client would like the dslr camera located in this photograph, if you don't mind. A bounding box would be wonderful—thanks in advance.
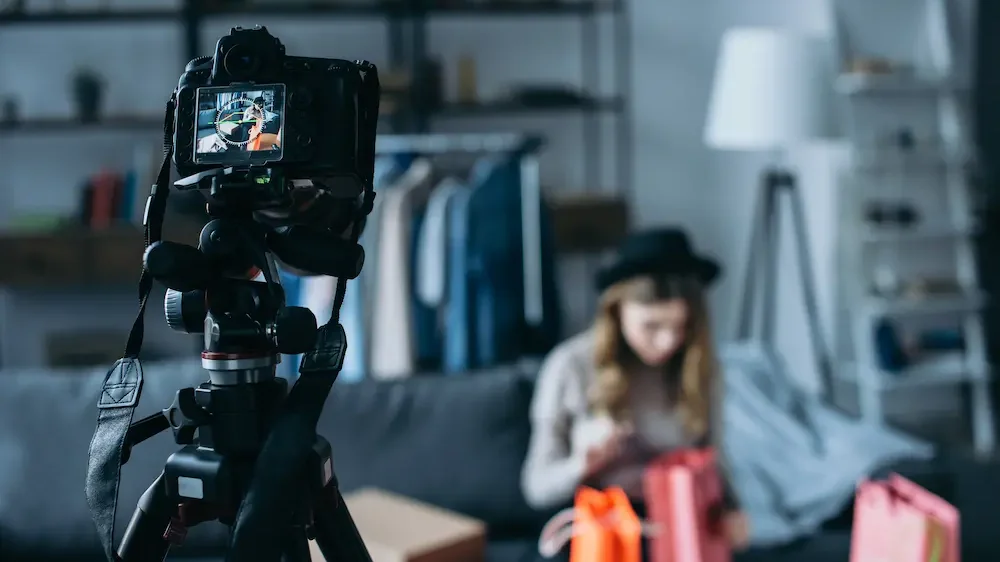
[171,26,380,222]
[85,26,383,562]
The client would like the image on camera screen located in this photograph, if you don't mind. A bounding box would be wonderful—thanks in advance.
[193,84,286,164]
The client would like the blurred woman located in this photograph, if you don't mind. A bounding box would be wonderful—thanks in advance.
[521,228,750,550]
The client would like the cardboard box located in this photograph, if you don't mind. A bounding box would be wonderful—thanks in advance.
[310,489,486,562]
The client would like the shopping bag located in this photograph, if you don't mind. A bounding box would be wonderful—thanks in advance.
[643,448,731,562]
[538,486,655,562]
[849,472,959,562]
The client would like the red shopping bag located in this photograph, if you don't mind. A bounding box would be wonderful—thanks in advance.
[850,473,959,562]
[643,448,731,562]
[538,487,649,562]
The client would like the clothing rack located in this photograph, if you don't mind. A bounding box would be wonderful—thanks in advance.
[374,133,546,325]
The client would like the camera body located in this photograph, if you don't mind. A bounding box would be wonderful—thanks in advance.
[172,26,379,209]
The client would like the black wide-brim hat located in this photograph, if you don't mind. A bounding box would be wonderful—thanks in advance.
[595,228,721,293]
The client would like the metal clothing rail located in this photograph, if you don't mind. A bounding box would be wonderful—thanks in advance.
[374,133,546,325]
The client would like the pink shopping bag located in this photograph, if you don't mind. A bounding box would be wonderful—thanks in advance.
[643,448,731,562]
[850,473,959,562]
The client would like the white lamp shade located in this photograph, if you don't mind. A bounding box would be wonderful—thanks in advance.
[704,27,838,151]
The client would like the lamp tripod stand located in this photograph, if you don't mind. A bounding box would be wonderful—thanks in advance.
[735,167,835,399]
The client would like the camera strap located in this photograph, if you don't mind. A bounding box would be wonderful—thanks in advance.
[226,66,379,555]
[225,216,364,561]
[85,94,177,562]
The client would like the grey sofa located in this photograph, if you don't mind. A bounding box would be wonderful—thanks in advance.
[1,360,997,562]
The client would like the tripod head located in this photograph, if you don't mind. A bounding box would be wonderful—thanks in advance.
[118,212,355,548]
[145,214,337,386]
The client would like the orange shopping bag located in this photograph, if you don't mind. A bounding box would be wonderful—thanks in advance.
[643,448,731,562]
[539,487,655,562]
[850,473,960,562]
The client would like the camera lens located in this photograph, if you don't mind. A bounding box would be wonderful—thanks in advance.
[224,45,260,79]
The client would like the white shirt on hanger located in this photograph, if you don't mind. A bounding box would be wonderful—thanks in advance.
[370,159,435,379]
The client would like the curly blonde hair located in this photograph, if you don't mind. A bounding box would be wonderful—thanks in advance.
[590,274,717,437]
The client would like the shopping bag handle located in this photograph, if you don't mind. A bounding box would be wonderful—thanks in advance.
[538,507,662,558]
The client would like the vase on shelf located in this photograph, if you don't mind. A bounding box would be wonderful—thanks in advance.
[70,69,105,123]
[1,96,18,125]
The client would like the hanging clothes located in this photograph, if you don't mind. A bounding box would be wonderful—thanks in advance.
[443,154,562,373]
[340,156,404,381]
[410,209,441,370]
[412,177,467,371]
[370,159,435,379]
[278,268,304,379]
[415,178,465,307]
[444,186,475,373]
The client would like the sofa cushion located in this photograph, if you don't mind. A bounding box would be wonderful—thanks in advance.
[319,365,550,535]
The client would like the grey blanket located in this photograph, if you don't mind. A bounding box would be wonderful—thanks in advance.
[719,342,934,546]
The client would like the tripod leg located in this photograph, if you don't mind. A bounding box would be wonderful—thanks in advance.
[282,525,313,562]
[117,472,175,562]
[312,483,373,562]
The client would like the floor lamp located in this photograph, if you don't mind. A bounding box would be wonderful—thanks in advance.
[704,27,839,398]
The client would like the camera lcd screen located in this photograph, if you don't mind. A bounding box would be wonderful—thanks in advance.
[193,84,286,165]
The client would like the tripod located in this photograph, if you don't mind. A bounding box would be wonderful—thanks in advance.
[99,216,372,562]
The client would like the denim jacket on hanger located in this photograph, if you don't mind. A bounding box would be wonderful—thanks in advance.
[444,155,562,373]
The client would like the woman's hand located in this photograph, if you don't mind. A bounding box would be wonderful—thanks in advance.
[583,424,633,478]
[722,510,751,551]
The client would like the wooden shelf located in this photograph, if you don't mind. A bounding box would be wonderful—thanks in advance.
[0,9,178,25]
[0,97,622,134]
[435,96,623,117]
[0,223,202,289]
[0,1,621,26]
[199,2,403,17]
[0,115,164,133]
[835,72,967,96]
[398,1,621,15]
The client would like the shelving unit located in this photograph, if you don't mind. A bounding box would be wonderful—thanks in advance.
[831,0,994,454]
[0,1,632,371]
[0,0,630,194]
[2,96,623,134]
[0,0,632,280]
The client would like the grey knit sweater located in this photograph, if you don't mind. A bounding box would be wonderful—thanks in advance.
[520,330,738,510]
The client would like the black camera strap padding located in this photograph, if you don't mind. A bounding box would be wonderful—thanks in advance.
[85,94,177,562]
[226,203,366,562]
